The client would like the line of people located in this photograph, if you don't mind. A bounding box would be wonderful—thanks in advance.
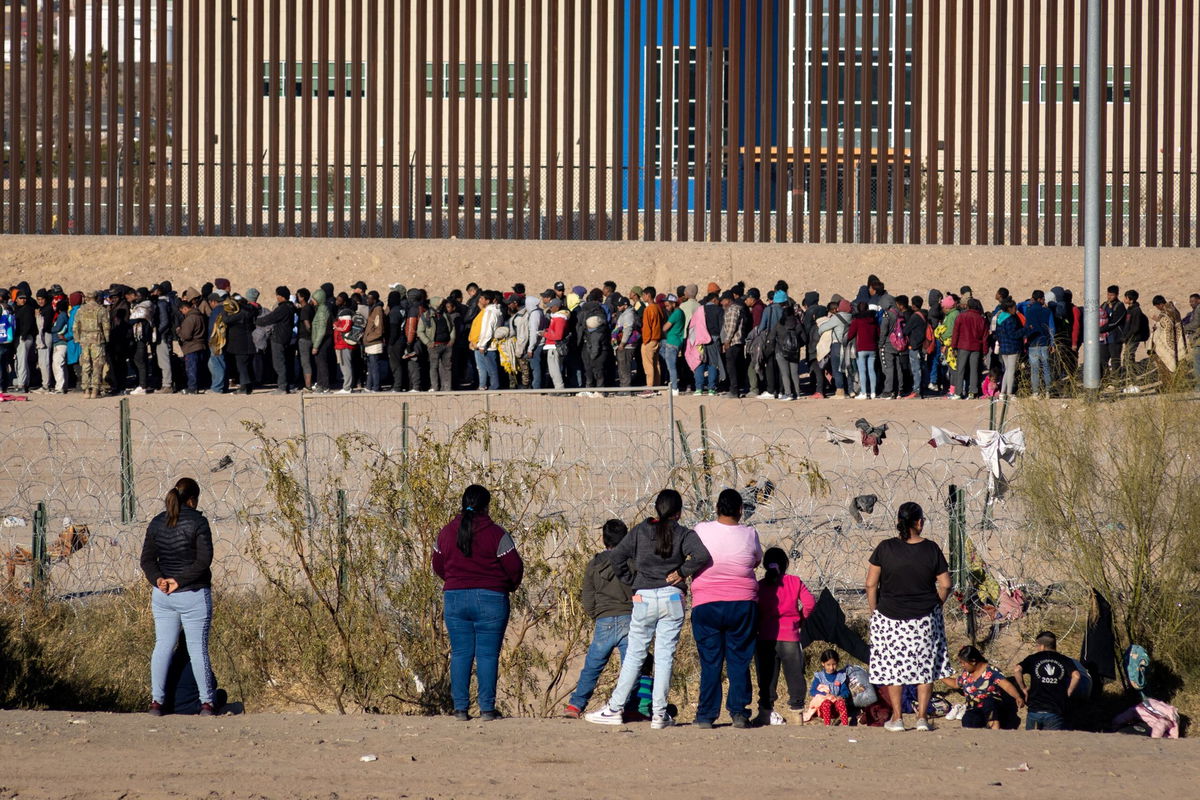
[5,277,1198,398]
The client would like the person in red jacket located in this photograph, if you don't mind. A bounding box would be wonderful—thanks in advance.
[432,484,524,722]
[846,303,880,399]
[950,298,988,399]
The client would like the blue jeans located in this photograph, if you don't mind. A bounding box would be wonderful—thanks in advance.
[907,349,924,395]
[443,588,510,713]
[474,349,500,390]
[184,352,201,392]
[856,351,878,395]
[530,343,545,389]
[366,353,385,391]
[829,343,846,391]
[693,362,717,392]
[151,587,213,705]
[1025,710,1065,730]
[568,614,630,711]
[928,340,942,386]
[691,600,758,723]
[606,586,685,718]
[660,343,680,389]
[209,353,226,393]
[1029,345,1051,393]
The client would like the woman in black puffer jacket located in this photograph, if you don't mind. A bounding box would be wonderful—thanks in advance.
[140,477,215,716]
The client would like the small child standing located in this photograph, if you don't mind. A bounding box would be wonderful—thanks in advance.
[564,520,634,719]
[809,649,852,726]
[754,547,816,725]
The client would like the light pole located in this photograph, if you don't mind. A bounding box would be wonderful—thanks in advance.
[1082,0,1101,391]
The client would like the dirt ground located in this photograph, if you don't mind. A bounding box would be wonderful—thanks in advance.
[0,710,1194,799]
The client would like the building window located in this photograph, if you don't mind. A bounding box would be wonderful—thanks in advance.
[648,46,728,174]
[261,62,367,98]
[423,63,530,99]
[261,175,367,213]
[1020,183,1131,218]
[423,177,517,212]
[1020,66,1133,103]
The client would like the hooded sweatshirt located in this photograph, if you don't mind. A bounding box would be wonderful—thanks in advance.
[582,551,635,621]
[310,289,331,350]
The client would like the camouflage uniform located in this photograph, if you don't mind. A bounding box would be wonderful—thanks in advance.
[72,299,110,396]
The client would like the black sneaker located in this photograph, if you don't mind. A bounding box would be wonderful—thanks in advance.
[148,701,164,717]
[731,714,751,729]
[453,710,470,722]
[693,719,714,729]
[480,710,502,722]
[198,703,215,717]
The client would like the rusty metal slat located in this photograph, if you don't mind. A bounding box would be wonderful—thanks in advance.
[499,0,513,237]
[218,0,232,235]
[1026,0,1039,244]
[566,0,578,239]
[365,0,378,237]
[426,0,439,237]
[751,0,765,242]
[758,0,771,241]
[451,0,463,237]
[976,0,990,245]
[252,0,265,236]
[1042,0,1058,245]
[1147,0,1162,246]
[57,2,70,232]
[350,0,364,237]
[284,0,299,235]
[154,0,168,233]
[120,0,134,234]
[43,0,55,232]
[0,1,6,231]
[384,0,397,238]
[26,0,37,231]
[892,0,908,243]
[728,0,742,243]
[1060,0,1074,245]
[74,1,88,231]
[841,0,852,243]
[679,0,691,242]
[549,0,562,239]
[467,0,480,239]
[941,0,955,243]
[823,0,837,243]
[744,0,758,243]
[694,0,707,241]
[516,0,529,239]
[1180,0,1195,247]
[267,0,281,236]
[581,0,596,239]
[170,0,182,233]
[1097,0,1107,244]
[414,0,427,237]
[791,0,803,241]
[857,0,872,242]
[710,0,723,241]
[876,0,890,238]
[9,0,20,232]
[1009,0,1024,244]
[613,0,626,239]
[807,0,820,242]
[595,0,608,240]
[481,0,495,238]
[138,0,150,234]
[774,0,786,242]
[923,0,937,242]
[199,0,214,234]
[908,0,921,243]
[1129,0,1142,245]
[301,0,314,235]
[106,0,119,234]
[332,0,346,236]
[956,0,970,244]
[532,0,544,240]
[659,0,672,241]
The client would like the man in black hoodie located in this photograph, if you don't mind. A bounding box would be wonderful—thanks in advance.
[36,289,56,391]
[1120,289,1149,376]
[800,291,826,397]
[11,290,38,392]
[1100,285,1127,376]
[254,287,296,394]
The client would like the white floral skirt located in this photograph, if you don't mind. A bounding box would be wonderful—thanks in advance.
[868,607,954,686]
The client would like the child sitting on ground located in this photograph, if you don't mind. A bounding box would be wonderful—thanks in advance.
[982,368,1001,398]
[564,520,634,719]
[808,649,851,726]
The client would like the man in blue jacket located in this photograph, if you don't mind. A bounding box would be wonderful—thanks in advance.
[1020,290,1056,397]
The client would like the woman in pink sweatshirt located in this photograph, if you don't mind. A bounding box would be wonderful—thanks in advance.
[690,489,763,729]
[754,546,816,725]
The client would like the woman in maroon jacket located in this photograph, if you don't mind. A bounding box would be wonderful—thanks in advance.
[432,484,524,721]
[846,303,880,399]
[950,298,988,399]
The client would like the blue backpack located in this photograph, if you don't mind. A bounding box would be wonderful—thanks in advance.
[1125,644,1149,696]
[0,311,13,344]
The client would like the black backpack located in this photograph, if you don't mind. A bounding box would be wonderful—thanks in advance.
[776,320,802,361]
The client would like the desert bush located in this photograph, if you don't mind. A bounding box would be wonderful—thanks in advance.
[1017,394,1200,681]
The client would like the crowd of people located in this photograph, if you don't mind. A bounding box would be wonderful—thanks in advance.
[433,487,1087,731]
[5,276,1198,399]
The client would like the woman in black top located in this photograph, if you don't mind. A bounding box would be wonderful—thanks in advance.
[865,502,952,732]
[140,478,216,716]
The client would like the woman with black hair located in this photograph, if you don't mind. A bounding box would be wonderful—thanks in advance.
[585,489,709,729]
[140,477,215,716]
[865,501,953,732]
[688,489,762,729]
[432,485,524,721]
[754,546,816,725]
[944,645,1024,729]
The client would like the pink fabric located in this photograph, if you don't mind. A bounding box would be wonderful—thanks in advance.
[757,574,817,641]
[684,308,713,372]
[1113,698,1180,739]
[690,521,762,606]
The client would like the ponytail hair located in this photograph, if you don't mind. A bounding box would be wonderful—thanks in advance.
[652,489,683,558]
[896,501,924,541]
[457,484,492,557]
[761,547,789,587]
[165,477,201,528]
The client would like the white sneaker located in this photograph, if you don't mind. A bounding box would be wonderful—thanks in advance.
[671,389,680,396]
[884,719,906,732]
[948,703,966,721]
[129,386,147,396]
[335,388,352,395]
[915,718,932,731]
[757,391,774,399]
[769,710,787,726]
[869,393,877,399]
[650,713,675,730]
[584,707,624,726]
[855,393,868,400]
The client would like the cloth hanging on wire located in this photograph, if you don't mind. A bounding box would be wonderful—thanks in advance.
[928,426,975,448]
[800,588,871,664]
[854,418,888,456]
[975,428,1026,479]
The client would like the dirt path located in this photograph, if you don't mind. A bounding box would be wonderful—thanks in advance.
[0,711,1194,799]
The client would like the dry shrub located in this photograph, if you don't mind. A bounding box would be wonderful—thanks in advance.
[1017,394,1200,682]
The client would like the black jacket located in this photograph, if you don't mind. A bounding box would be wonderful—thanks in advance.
[608,519,710,592]
[1122,302,1149,344]
[222,302,257,355]
[1101,300,1126,337]
[904,309,928,349]
[139,507,214,592]
[255,300,296,345]
[582,552,634,620]
[13,302,38,338]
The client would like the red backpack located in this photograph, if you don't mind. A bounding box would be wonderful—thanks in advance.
[917,311,935,355]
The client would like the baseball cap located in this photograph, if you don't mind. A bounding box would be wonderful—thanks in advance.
[665,294,678,303]
[352,281,368,291]
[554,281,566,291]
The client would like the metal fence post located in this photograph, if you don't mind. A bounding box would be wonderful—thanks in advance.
[401,401,410,466]
[32,500,48,590]
[120,397,135,524]
[667,388,676,469]
[699,404,713,515]
[336,488,349,600]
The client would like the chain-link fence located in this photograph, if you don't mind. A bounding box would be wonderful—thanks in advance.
[2,390,1037,606]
